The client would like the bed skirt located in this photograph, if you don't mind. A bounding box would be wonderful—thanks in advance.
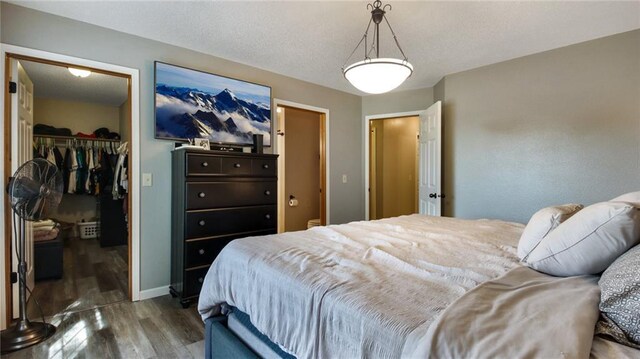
[205,310,295,359]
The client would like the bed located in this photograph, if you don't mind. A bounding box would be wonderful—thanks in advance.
[197,213,640,358]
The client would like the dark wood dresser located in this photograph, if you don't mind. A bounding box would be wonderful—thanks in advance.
[170,149,278,307]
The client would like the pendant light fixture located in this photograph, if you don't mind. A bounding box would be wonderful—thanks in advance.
[342,0,413,94]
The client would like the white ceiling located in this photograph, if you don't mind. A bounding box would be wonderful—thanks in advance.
[20,60,129,106]
[12,1,640,95]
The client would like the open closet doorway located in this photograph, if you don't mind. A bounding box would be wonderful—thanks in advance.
[1,47,139,328]
[365,101,443,220]
[274,100,330,232]
[369,116,419,220]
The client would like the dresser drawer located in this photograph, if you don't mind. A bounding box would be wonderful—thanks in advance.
[184,266,210,298]
[186,181,276,210]
[252,159,277,177]
[185,237,233,268]
[185,205,277,239]
[186,154,222,176]
[220,157,252,176]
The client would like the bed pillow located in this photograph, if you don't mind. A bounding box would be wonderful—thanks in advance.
[525,201,640,276]
[517,204,583,261]
[598,244,640,346]
[611,191,640,207]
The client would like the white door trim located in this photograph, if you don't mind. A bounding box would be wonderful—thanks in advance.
[273,99,331,227]
[0,44,142,329]
[364,111,425,220]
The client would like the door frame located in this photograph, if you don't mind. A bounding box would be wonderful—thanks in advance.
[0,44,142,329]
[364,110,424,220]
[273,99,330,231]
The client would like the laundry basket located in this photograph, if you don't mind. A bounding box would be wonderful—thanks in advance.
[77,221,99,239]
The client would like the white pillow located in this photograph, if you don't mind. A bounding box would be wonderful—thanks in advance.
[611,191,640,207]
[525,201,640,276]
[517,204,583,261]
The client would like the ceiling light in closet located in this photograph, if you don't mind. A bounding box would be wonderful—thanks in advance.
[342,0,413,94]
[68,67,92,78]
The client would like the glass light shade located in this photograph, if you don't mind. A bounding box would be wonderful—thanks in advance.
[343,58,413,94]
[68,68,91,78]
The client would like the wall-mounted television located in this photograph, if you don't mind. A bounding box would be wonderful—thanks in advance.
[154,61,272,146]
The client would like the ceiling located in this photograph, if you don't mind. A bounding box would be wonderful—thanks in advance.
[20,60,129,106]
[12,1,640,95]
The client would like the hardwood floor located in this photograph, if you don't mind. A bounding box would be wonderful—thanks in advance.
[27,236,128,319]
[3,236,205,358]
[2,296,205,358]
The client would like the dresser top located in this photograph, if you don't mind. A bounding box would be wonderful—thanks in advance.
[173,147,278,159]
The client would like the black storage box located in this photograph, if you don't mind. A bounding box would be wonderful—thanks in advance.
[34,235,63,281]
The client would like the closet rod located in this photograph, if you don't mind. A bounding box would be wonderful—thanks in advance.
[34,134,121,143]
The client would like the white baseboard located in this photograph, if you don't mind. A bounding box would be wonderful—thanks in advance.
[138,285,170,301]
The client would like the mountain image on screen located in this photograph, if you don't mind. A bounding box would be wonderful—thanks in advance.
[155,84,271,145]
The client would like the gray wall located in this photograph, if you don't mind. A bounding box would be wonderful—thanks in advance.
[440,29,640,223]
[361,87,434,117]
[1,3,363,291]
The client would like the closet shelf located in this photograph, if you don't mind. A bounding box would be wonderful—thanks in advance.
[34,134,121,142]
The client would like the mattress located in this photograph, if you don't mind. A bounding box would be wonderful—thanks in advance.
[198,214,525,358]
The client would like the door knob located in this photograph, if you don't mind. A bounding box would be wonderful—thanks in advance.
[429,193,437,198]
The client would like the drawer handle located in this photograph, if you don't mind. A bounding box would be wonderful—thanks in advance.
[198,249,205,255]
[198,192,206,198]
[263,164,269,169]
[234,163,241,168]
[198,277,204,284]
[265,214,271,219]
[201,161,208,167]
[264,190,271,196]
[199,220,206,226]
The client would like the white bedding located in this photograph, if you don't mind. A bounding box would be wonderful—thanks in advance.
[198,214,524,358]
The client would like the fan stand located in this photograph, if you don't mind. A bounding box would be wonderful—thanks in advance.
[1,212,56,353]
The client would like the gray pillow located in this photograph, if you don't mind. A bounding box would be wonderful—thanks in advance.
[611,191,640,207]
[517,204,583,261]
[526,202,640,276]
[598,244,640,346]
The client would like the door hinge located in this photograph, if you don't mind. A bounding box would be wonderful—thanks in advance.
[10,272,17,284]
[9,81,17,94]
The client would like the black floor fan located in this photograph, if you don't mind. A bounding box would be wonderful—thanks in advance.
[1,158,63,353]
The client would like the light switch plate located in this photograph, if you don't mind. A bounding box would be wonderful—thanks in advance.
[142,173,153,187]
[342,174,348,183]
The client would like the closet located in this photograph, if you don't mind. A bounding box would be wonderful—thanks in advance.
[32,136,129,247]
[13,58,131,318]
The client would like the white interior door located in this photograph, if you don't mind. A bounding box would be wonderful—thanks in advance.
[418,101,442,216]
[276,106,286,233]
[10,59,35,318]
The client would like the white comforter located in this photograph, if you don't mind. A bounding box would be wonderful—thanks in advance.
[198,214,524,358]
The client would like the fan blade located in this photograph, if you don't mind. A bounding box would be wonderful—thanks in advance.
[11,176,41,200]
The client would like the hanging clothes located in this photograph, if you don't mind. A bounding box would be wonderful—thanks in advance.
[68,147,78,194]
[85,146,94,193]
[62,146,71,193]
[46,147,56,167]
[112,142,128,200]
[53,146,64,170]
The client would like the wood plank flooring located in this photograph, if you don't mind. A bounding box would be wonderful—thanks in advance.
[3,236,205,358]
[2,296,204,359]
[27,237,128,319]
